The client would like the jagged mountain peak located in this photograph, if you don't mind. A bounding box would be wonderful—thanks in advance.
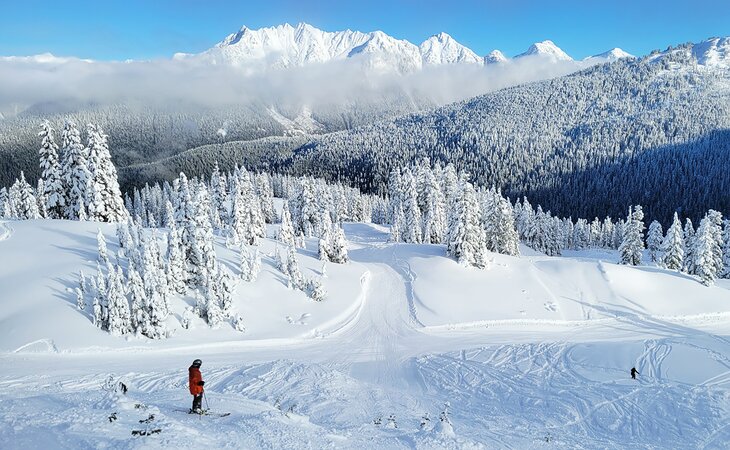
[585,48,635,62]
[420,32,482,65]
[484,49,508,64]
[516,40,572,61]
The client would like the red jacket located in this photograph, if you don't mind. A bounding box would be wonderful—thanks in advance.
[189,366,204,395]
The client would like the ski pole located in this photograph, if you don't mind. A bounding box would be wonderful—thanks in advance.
[204,391,210,411]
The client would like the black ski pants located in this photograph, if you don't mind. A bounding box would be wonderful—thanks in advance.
[192,394,203,411]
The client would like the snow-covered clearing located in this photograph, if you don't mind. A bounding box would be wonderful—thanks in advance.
[1,220,729,448]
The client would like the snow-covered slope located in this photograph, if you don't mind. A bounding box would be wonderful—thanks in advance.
[0,219,367,352]
[3,219,728,353]
[0,218,729,448]
[691,36,730,67]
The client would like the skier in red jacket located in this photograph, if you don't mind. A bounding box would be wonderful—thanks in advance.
[189,359,205,413]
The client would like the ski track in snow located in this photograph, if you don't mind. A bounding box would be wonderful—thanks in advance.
[0,221,729,448]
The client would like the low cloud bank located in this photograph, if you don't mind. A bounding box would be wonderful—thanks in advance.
[0,53,599,117]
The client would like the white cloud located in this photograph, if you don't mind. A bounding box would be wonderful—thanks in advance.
[0,54,599,117]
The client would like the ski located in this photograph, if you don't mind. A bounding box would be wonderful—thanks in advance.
[173,408,231,418]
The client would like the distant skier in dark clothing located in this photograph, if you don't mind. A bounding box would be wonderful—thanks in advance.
[631,367,639,380]
[189,359,205,413]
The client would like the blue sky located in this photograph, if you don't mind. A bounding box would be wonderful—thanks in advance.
[1,0,728,60]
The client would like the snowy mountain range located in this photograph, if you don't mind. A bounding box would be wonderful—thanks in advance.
[173,22,634,72]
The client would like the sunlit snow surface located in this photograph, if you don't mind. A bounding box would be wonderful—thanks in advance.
[0,219,728,449]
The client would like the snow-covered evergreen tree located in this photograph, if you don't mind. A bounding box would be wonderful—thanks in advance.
[329,225,349,264]
[166,221,187,294]
[683,218,696,274]
[60,121,90,220]
[97,229,109,265]
[601,217,615,248]
[127,261,148,334]
[209,163,228,229]
[204,283,225,328]
[93,264,108,330]
[85,124,126,222]
[308,277,327,302]
[0,188,10,218]
[233,314,246,332]
[417,163,445,244]
[285,246,304,290]
[387,168,403,224]
[240,247,261,282]
[38,121,66,219]
[229,170,266,245]
[721,221,730,279]
[318,226,331,261]
[692,211,724,285]
[255,172,276,223]
[400,170,422,243]
[278,202,296,247]
[661,213,684,271]
[646,220,663,262]
[188,185,218,288]
[36,179,48,218]
[181,307,195,330]
[619,205,645,266]
[291,177,319,236]
[447,180,488,268]
[214,267,235,318]
[13,172,40,219]
[482,188,520,256]
[390,203,404,242]
[440,164,459,217]
[106,265,131,336]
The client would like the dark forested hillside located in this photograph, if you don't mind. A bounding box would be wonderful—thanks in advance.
[218,50,728,224]
[0,94,433,189]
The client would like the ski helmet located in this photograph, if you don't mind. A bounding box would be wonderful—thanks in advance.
[192,359,202,367]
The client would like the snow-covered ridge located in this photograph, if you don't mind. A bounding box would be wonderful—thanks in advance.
[647,36,730,69]
[182,24,729,73]
[5,23,728,75]
[173,23,620,73]
[692,36,730,67]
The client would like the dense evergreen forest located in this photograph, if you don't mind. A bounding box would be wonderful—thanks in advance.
[3,43,730,224]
